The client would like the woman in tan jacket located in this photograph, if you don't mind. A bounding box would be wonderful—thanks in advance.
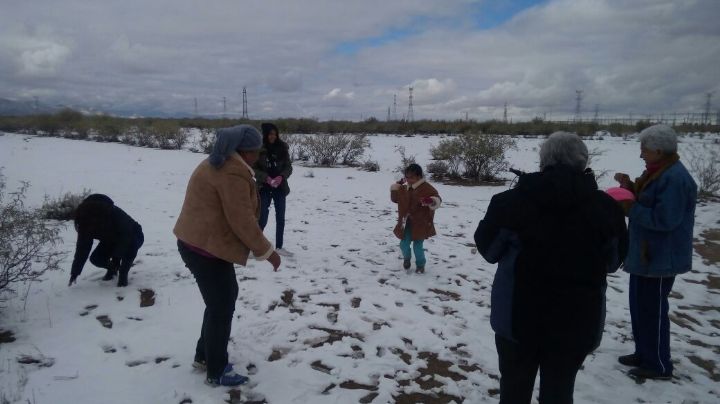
[174,125,281,387]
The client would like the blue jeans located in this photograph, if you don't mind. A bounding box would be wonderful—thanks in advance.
[629,274,675,375]
[259,187,286,249]
[400,223,426,267]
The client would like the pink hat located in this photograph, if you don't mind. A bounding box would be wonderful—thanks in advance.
[606,187,636,202]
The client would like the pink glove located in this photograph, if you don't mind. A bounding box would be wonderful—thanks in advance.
[265,176,274,185]
[421,196,434,206]
[271,176,283,188]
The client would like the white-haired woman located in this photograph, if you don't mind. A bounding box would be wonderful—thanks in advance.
[614,124,697,380]
[475,132,627,403]
[174,125,281,386]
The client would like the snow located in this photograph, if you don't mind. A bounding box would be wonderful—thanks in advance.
[0,131,718,404]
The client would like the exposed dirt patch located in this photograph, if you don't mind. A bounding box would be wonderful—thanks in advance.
[694,229,720,266]
[96,315,113,329]
[139,289,156,307]
[155,356,171,364]
[268,289,304,314]
[429,289,461,301]
[306,326,364,348]
[339,380,378,391]
[80,304,98,316]
[17,354,55,367]
[393,392,464,404]
[311,360,333,374]
[359,392,380,403]
[268,348,289,362]
[351,297,362,308]
[688,355,720,381]
[321,383,337,395]
[0,329,16,344]
[102,345,117,353]
[126,360,148,367]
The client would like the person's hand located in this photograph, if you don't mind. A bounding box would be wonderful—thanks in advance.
[68,274,78,286]
[614,173,631,188]
[267,251,281,271]
[265,176,274,185]
[420,196,433,206]
[397,178,406,185]
[272,176,283,188]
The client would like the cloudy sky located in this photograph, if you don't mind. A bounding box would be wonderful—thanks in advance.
[1,0,719,120]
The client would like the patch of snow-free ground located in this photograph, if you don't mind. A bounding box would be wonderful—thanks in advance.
[0,132,718,403]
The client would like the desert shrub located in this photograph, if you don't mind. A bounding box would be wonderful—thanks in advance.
[427,161,449,180]
[689,146,720,197]
[430,133,515,182]
[194,129,215,154]
[361,159,380,172]
[40,189,91,221]
[283,133,306,161]
[395,145,416,173]
[302,134,369,166]
[150,121,187,150]
[0,173,64,296]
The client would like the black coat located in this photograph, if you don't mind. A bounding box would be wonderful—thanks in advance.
[71,196,143,277]
[475,166,628,353]
[254,142,293,195]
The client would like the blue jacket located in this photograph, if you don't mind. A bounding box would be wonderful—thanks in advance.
[475,166,628,353]
[625,161,697,277]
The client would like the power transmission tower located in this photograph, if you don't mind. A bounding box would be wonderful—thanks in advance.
[704,92,713,124]
[387,106,391,122]
[574,90,583,122]
[194,97,198,116]
[465,111,469,122]
[593,104,599,122]
[33,96,39,110]
[503,102,508,123]
[393,94,397,121]
[407,87,414,122]
[222,97,227,115]
[242,87,249,119]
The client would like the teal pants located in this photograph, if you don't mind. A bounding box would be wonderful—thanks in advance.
[400,223,426,267]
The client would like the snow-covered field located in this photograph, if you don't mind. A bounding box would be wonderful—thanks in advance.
[0,131,718,404]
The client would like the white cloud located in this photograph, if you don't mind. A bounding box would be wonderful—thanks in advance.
[0,0,717,120]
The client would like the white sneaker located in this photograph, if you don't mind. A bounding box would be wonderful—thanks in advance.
[276,248,294,257]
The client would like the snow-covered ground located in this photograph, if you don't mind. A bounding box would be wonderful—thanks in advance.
[0,131,718,404]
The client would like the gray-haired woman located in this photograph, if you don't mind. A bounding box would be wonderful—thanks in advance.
[475,132,627,403]
[614,124,697,381]
[174,125,281,386]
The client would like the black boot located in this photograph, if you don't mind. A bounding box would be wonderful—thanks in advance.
[117,271,129,287]
[416,266,425,274]
[618,354,642,367]
[102,269,117,281]
[403,258,411,270]
[628,367,672,381]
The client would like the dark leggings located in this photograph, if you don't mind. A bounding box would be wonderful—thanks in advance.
[259,187,286,249]
[177,241,238,379]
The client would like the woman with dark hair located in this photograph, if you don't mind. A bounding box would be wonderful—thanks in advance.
[174,124,281,387]
[68,194,143,287]
[254,122,294,256]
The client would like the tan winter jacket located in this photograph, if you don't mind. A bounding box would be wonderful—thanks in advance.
[390,178,442,241]
[174,153,273,265]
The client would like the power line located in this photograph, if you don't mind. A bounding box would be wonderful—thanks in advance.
[574,90,583,122]
[242,87,249,119]
[407,87,414,122]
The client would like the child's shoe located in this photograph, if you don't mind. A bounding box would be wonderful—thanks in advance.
[416,266,425,274]
[192,359,207,371]
[403,258,411,270]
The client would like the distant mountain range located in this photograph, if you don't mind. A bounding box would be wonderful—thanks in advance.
[0,98,64,116]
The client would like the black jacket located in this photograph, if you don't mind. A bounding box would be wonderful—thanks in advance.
[71,196,143,277]
[254,142,293,195]
[475,166,628,353]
